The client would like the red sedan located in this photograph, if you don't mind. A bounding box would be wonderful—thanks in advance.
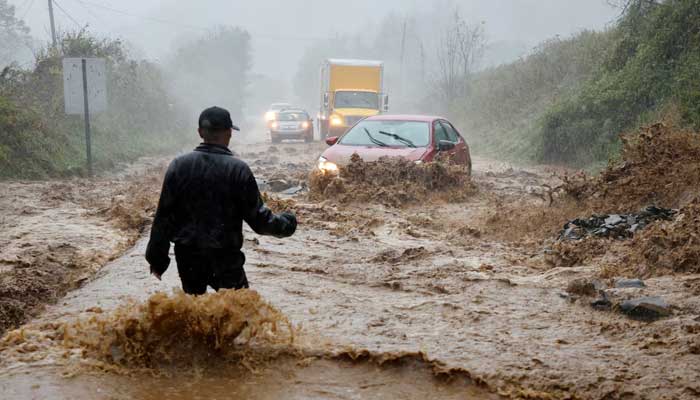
[317,115,472,175]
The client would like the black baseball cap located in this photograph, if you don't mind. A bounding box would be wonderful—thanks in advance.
[199,106,240,131]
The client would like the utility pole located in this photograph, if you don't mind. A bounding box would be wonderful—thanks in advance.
[48,0,57,48]
[399,18,407,97]
[419,40,425,84]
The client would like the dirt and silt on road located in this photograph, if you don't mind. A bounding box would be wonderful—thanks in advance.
[1,123,699,399]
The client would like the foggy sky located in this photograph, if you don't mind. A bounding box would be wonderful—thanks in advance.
[12,0,617,78]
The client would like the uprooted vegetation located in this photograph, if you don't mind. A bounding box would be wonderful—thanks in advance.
[563,122,700,210]
[540,123,700,276]
[308,154,476,207]
[477,122,699,232]
[548,199,700,278]
[613,199,700,277]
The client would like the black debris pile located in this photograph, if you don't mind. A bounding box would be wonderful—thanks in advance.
[558,206,676,241]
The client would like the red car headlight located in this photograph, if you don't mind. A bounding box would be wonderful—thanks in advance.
[318,156,339,173]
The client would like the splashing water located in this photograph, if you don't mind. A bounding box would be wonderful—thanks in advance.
[1,289,298,373]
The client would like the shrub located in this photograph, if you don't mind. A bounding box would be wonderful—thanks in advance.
[0,30,189,178]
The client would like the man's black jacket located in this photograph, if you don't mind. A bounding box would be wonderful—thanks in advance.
[145,143,295,275]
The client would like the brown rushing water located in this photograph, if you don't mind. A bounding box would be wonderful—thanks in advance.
[3,358,496,400]
[1,138,698,399]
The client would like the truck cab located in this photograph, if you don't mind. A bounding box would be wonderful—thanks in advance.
[319,59,389,138]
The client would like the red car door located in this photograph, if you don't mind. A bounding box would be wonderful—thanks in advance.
[439,120,469,166]
[433,120,460,162]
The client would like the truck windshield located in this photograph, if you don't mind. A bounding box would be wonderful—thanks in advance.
[339,120,430,147]
[334,91,379,109]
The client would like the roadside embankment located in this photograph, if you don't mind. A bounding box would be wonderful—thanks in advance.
[546,122,700,276]
[0,160,165,334]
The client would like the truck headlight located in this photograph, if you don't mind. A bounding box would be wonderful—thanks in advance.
[265,111,276,121]
[270,121,279,129]
[318,156,339,173]
[301,121,310,129]
[330,115,343,126]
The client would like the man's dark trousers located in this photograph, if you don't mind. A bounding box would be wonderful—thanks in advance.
[174,244,249,295]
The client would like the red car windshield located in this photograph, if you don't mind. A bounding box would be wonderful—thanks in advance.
[339,120,430,147]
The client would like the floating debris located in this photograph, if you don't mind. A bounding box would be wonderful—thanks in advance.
[620,296,672,321]
[614,278,646,289]
[558,206,676,241]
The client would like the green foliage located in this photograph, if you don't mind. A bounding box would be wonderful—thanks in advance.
[539,0,700,165]
[457,29,614,164]
[0,96,59,178]
[0,30,189,179]
[459,0,700,167]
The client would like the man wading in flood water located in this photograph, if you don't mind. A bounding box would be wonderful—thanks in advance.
[145,106,297,294]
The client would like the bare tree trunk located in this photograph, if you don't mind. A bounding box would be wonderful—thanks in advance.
[433,8,486,112]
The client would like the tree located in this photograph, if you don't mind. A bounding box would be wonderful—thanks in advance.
[433,9,485,112]
[168,27,252,121]
[0,29,189,178]
[607,0,661,14]
[0,0,31,68]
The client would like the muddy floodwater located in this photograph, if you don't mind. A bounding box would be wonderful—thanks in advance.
[4,358,493,400]
[1,137,699,399]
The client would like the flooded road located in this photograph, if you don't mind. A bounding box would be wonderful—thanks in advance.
[4,358,493,400]
[1,138,699,399]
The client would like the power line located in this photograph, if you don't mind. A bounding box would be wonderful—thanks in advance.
[73,0,208,32]
[71,0,328,42]
[68,0,106,26]
[20,0,36,20]
[52,0,84,29]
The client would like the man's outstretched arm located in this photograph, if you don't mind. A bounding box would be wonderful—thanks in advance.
[239,166,297,238]
[145,161,178,277]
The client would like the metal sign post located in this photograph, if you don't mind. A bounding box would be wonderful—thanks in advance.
[62,58,106,177]
[81,59,93,176]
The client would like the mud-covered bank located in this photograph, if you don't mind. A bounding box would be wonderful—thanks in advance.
[0,159,165,333]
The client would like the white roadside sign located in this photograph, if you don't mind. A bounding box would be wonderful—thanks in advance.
[62,58,107,115]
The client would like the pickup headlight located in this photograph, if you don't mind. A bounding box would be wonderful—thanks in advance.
[301,121,310,129]
[265,111,276,121]
[330,115,343,126]
[318,156,339,173]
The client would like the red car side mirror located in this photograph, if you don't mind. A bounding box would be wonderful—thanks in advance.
[437,140,456,151]
[325,136,339,146]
